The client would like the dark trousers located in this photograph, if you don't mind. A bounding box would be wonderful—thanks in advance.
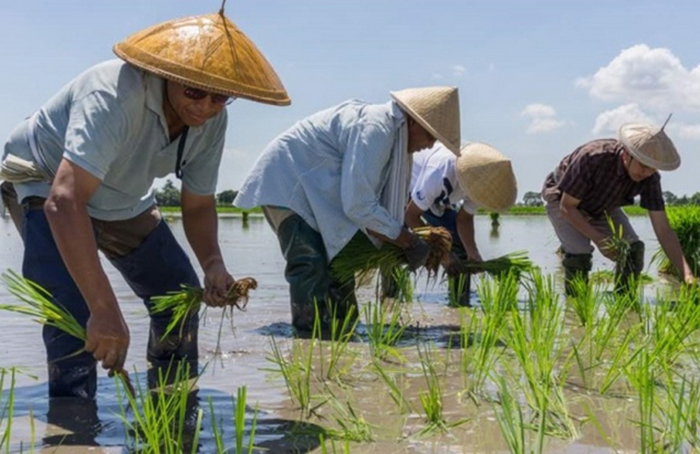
[423,209,472,306]
[3,182,199,398]
[276,214,358,332]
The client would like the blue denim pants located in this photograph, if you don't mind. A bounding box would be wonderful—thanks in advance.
[20,202,199,398]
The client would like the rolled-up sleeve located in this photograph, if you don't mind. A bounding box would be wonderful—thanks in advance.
[340,122,403,239]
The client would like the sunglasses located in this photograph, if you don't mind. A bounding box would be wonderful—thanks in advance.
[183,86,235,106]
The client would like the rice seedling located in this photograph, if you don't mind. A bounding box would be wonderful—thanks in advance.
[0,368,17,453]
[316,304,359,382]
[652,206,700,279]
[363,301,408,362]
[0,269,135,395]
[204,386,259,454]
[234,386,259,454]
[459,250,534,278]
[415,342,468,437]
[657,371,700,452]
[318,387,374,443]
[1,269,84,343]
[319,434,352,454]
[493,374,543,454]
[447,272,470,307]
[624,350,659,453]
[151,278,258,340]
[115,361,202,454]
[370,360,414,414]
[507,272,580,440]
[460,275,513,396]
[264,330,325,418]
[565,275,600,328]
[590,270,653,285]
[331,227,452,283]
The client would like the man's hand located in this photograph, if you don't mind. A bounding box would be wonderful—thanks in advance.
[84,307,130,375]
[203,260,235,307]
[404,235,431,271]
[595,237,618,261]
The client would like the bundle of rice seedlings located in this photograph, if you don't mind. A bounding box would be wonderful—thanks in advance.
[459,251,533,277]
[151,277,258,339]
[0,269,135,396]
[331,227,452,283]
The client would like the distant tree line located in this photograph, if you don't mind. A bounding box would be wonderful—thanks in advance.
[519,190,700,207]
[154,179,237,207]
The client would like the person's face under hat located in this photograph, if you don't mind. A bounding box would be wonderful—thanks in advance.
[165,81,229,128]
[621,149,658,182]
[406,117,437,153]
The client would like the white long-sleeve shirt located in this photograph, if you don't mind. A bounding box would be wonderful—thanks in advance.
[235,100,407,260]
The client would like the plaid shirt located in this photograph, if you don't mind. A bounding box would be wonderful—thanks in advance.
[542,139,665,217]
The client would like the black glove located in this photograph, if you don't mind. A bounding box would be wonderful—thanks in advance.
[404,235,430,271]
[443,252,464,277]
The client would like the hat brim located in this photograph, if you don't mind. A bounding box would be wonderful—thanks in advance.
[390,92,460,155]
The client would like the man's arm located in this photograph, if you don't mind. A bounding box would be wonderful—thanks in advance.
[45,159,129,373]
[455,208,481,262]
[181,187,234,306]
[559,192,616,260]
[404,200,426,229]
[649,210,695,284]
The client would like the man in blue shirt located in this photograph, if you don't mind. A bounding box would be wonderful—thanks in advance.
[235,86,460,332]
[0,12,289,398]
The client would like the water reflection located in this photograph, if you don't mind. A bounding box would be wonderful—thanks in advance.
[0,214,668,452]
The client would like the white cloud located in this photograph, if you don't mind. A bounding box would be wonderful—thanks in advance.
[520,103,565,134]
[675,123,700,140]
[591,103,654,134]
[576,44,700,112]
[452,65,466,77]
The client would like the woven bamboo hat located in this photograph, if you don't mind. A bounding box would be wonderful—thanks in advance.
[618,122,680,171]
[456,142,517,212]
[390,86,460,154]
[113,12,290,106]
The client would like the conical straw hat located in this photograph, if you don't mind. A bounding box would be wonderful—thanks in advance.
[618,123,680,171]
[390,86,460,154]
[456,142,517,212]
[113,13,290,106]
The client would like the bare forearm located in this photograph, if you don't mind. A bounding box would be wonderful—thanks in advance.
[657,229,693,280]
[560,205,605,243]
[183,203,225,271]
[456,212,479,258]
[367,227,414,248]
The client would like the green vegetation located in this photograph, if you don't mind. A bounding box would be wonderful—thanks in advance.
[653,205,700,278]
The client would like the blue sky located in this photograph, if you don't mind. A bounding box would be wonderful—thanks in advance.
[2,1,699,199]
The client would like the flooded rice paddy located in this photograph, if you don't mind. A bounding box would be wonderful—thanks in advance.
[0,213,695,453]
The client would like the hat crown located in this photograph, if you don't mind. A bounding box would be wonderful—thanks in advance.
[113,13,290,105]
[456,143,517,212]
[618,123,680,171]
[390,86,460,154]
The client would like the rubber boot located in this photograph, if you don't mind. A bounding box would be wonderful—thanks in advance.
[328,274,359,330]
[107,220,200,388]
[615,241,645,295]
[448,272,472,307]
[277,215,333,333]
[562,253,593,297]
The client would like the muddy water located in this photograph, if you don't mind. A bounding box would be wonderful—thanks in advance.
[0,214,665,453]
